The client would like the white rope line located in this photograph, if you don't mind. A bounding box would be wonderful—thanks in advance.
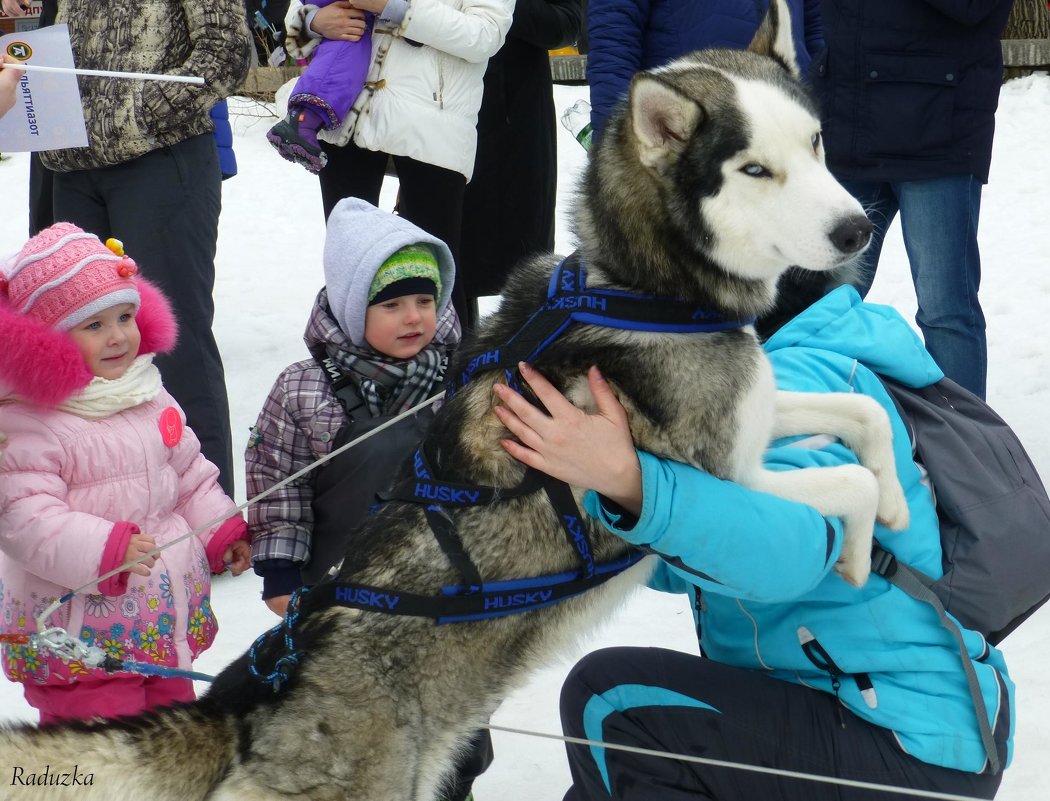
[32,391,446,643]
[484,724,988,801]
[19,390,993,801]
[1,62,206,85]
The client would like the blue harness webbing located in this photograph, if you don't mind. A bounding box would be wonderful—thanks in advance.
[447,254,756,398]
[248,550,649,691]
[380,253,755,582]
[248,256,750,690]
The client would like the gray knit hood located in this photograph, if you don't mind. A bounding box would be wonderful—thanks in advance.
[323,198,457,347]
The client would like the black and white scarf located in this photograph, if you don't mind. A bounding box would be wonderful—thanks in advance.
[327,340,448,417]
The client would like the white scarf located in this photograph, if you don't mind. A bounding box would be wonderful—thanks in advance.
[58,354,163,419]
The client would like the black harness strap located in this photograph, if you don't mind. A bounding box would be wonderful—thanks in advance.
[543,476,596,579]
[297,549,648,626]
[447,253,756,397]
[248,257,751,689]
[280,257,752,625]
[424,503,483,592]
[381,446,549,508]
[247,549,650,690]
[382,254,757,594]
[383,445,596,583]
[317,355,368,422]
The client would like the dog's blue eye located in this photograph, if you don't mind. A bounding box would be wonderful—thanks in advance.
[741,164,771,178]
[812,132,822,151]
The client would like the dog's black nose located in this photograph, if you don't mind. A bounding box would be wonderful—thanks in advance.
[829,214,873,254]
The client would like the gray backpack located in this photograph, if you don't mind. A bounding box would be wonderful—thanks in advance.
[872,376,1050,773]
[874,376,1050,644]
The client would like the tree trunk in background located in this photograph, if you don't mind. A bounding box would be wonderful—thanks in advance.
[1002,0,1050,79]
[1003,0,1050,39]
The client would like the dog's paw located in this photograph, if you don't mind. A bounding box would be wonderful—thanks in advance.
[875,478,910,532]
[834,552,872,588]
[836,524,873,587]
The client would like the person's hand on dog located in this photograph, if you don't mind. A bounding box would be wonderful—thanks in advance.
[311,1,369,41]
[493,362,643,516]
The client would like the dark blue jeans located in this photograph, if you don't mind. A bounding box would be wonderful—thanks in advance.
[560,647,1003,801]
[840,175,987,399]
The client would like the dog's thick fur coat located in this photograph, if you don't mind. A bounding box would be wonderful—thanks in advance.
[0,3,905,798]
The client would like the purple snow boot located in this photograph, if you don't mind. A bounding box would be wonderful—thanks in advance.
[266,106,329,173]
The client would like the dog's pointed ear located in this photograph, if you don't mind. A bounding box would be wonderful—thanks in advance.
[630,75,703,173]
[749,0,800,80]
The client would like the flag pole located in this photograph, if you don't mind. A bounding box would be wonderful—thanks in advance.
[0,62,205,85]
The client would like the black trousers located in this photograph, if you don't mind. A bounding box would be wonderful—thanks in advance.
[317,141,472,327]
[560,647,1003,801]
[51,134,235,496]
[28,152,56,236]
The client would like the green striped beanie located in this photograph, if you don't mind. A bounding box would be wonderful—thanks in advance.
[367,244,442,306]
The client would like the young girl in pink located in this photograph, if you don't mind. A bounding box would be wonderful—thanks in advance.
[0,223,250,724]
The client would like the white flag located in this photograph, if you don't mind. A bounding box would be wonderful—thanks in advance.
[0,25,88,152]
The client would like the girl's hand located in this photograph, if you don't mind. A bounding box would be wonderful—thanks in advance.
[123,533,158,577]
[493,362,643,516]
[222,540,252,576]
[311,2,369,41]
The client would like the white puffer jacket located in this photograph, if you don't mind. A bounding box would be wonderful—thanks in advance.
[288,0,514,180]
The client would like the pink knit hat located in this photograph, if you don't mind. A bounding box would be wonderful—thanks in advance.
[2,222,141,330]
[0,223,178,406]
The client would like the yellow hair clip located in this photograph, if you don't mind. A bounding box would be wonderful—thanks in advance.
[105,238,125,257]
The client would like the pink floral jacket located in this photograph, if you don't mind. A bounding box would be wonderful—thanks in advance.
[0,390,246,686]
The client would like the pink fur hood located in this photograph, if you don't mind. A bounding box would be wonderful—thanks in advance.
[0,278,177,407]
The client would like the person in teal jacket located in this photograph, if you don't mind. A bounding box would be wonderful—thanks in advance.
[492,275,1014,800]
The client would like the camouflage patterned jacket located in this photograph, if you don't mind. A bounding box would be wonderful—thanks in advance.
[41,0,252,172]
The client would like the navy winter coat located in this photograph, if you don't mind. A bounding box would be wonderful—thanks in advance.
[811,0,1014,184]
[586,0,824,140]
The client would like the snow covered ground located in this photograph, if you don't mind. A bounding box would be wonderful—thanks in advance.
[1,74,1049,799]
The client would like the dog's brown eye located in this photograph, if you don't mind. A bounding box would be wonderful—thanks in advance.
[741,164,771,178]
[811,132,822,152]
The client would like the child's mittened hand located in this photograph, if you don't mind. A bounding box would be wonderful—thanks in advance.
[223,540,252,576]
[123,533,158,577]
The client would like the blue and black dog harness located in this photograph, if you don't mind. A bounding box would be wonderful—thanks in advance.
[250,254,754,689]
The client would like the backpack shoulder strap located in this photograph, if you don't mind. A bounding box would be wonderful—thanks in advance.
[871,547,1000,774]
[873,374,1006,773]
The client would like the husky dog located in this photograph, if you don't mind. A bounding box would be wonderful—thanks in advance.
[0,2,905,798]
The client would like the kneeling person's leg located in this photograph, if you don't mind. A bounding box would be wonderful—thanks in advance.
[560,647,1001,801]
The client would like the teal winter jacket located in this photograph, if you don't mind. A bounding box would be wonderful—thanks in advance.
[584,286,1014,774]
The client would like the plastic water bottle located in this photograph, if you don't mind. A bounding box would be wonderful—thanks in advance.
[560,99,593,151]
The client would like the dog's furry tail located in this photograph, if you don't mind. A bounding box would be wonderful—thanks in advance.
[0,699,236,800]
